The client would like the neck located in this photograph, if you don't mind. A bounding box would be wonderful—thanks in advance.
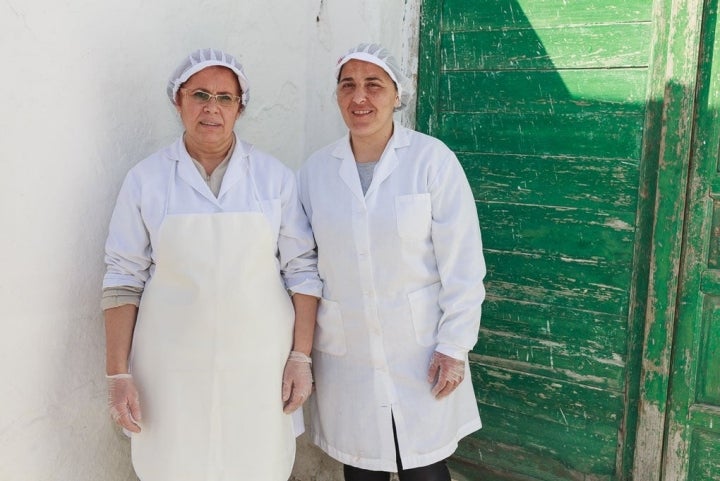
[184,134,234,175]
[350,124,394,163]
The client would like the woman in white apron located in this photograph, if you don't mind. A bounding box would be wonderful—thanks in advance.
[103,48,321,481]
[296,44,486,481]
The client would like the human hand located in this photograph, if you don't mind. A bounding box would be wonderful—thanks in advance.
[282,351,313,414]
[427,351,465,399]
[107,374,142,433]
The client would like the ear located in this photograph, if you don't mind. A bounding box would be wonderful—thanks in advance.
[395,96,401,108]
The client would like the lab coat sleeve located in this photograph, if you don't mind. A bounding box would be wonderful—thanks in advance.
[430,151,486,360]
[103,169,152,291]
[278,169,322,298]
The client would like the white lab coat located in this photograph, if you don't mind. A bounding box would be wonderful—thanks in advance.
[297,125,485,471]
[103,135,322,298]
[104,135,320,480]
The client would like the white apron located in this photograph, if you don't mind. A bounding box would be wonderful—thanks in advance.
[129,211,296,481]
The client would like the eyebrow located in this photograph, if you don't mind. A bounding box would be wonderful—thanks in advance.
[187,87,240,95]
[338,76,387,83]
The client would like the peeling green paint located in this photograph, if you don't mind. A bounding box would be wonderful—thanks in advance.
[417,0,716,479]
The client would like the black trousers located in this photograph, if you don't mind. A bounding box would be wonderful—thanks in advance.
[343,419,451,481]
[343,460,451,481]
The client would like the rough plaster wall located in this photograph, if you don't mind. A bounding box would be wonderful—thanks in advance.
[0,0,419,480]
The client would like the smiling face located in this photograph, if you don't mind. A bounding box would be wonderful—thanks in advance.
[336,59,399,148]
[175,66,242,158]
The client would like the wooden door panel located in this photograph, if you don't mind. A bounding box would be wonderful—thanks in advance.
[440,0,650,30]
[438,112,644,158]
[686,429,720,480]
[697,298,720,403]
[440,25,652,70]
[440,71,649,113]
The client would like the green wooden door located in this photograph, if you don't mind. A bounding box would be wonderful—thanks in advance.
[662,2,720,480]
[417,1,659,479]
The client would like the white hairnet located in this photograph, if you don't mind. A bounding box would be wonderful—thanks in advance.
[334,43,413,111]
[167,48,250,106]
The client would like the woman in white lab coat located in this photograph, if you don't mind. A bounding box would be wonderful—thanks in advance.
[103,48,321,481]
[297,44,486,481]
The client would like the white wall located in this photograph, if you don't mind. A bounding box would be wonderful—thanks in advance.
[0,1,420,480]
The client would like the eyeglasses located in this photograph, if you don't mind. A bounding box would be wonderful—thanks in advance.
[180,88,242,107]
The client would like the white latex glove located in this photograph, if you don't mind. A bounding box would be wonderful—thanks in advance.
[427,351,466,399]
[107,374,142,433]
[282,351,313,414]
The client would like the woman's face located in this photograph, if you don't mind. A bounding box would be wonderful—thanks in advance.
[336,59,399,145]
[176,66,242,153]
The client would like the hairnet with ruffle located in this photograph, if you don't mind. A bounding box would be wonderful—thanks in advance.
[334,43,413,111]
[167,48,250,106]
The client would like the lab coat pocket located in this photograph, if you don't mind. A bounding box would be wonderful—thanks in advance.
[408,282,442,346]
[313,298,347,356]
[260,198,281,240]
[395,193,432,240]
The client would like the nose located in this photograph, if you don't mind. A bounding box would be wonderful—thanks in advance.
[203,99,221,112]
[352,87,367,104]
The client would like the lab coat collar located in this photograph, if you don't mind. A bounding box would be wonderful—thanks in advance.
[332,124,411,200]
[172,137,219,205]
[368,125,411,197]
[170,134,251,205]
[218,138,253,199]
[333,137,365,202]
